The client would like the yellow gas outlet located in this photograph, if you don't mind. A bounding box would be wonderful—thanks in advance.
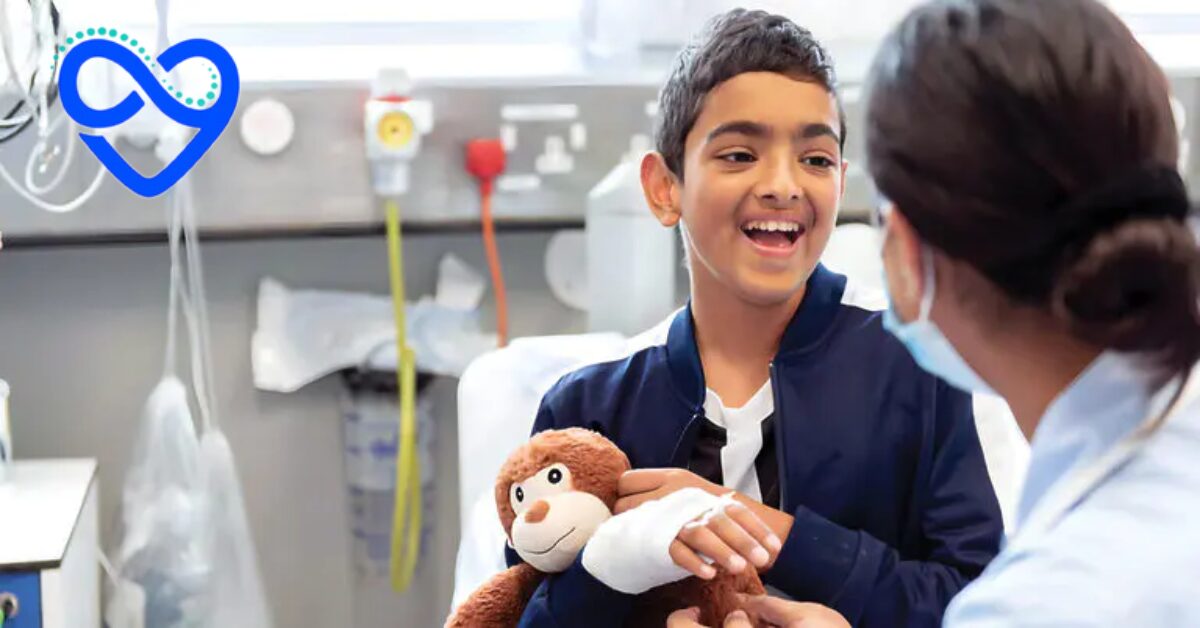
[377,111,415,150]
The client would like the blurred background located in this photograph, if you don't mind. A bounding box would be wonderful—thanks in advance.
[0,1,1196,626]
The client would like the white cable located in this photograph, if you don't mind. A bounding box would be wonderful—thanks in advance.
[23,111,74,195]
[155,0,215,433]
[0,0,40,120]
[180,178,219,433]
[170,186,210,433]
[0,0,105,212]
[0,112,33,127]
[155,0,171,56]
[0,156,104,212]
[35,75,48,138]
[160,176,216,434]
[164,193,183,377]
[167,187,213,434]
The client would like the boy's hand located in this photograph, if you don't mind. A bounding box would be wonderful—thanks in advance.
[618,469,782,579]
[616,468,722,514]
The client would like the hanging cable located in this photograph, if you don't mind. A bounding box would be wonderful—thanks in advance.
[0,0,106,212]
[384,198,422,592]
[465,138,509,347]
[0,0,61,144]
[23,111,75,194]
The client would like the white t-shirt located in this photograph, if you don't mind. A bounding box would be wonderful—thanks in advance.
[700,381,775,503]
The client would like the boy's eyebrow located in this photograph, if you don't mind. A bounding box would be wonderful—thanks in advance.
[705,121,840,145]
[794,123,840,144]
[706,120,771,142]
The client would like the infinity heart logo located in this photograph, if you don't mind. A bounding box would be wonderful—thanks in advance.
[55,30,240,198]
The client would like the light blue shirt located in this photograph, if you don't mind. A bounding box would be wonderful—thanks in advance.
[944,352,1200,626]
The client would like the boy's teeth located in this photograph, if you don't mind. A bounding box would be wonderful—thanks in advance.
[745,220,799,232]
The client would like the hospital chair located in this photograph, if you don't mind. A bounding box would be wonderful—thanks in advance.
[451,224,1030,608]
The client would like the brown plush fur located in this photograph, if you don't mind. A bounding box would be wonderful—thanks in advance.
[631,569,765,627]
[447,427,765,627]
[445,563,544,628]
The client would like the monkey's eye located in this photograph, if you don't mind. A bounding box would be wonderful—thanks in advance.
[515,486,525,502]
[548,468,562,484]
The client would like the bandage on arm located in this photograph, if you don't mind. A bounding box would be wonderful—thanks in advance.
[581,487,725,594]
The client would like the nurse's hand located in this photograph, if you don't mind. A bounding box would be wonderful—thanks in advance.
[739,595,851,628]
[666,607,753,628]
[617,469,781,578]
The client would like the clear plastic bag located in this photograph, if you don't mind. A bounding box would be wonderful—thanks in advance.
[199,430,272,628]
[251,255,497,394]
[105,179,272,628]
[106,392,274,628]
[105,376,209,628]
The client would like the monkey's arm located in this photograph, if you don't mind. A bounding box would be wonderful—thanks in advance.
[445,563,545,628]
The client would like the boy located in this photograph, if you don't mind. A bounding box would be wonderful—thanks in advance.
[511,9,1002,627]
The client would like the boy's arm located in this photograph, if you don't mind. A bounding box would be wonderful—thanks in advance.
[762,380,1003,627]
[612,381,1002,627]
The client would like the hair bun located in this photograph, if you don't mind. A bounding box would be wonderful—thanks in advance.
[1051,217,1200,373]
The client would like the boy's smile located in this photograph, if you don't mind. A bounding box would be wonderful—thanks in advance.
[664,71,846,306]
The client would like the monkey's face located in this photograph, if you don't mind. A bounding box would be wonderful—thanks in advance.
[507,462,613,572]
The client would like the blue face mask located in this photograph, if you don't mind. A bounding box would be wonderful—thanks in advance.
[882,247,995,395]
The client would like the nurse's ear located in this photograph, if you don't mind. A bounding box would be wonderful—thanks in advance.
[882,206,926,323]
[642,151,683,228]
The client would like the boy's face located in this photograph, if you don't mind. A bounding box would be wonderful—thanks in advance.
[648,72,846,306]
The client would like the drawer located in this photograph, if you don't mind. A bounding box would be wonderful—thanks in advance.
[0,571,42,628]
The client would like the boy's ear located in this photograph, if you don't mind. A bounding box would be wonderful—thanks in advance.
[840,159,850,198]
[640,152,682,228]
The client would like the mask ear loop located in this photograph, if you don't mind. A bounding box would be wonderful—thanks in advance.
[917,246,937,323]
[881,197,938,325]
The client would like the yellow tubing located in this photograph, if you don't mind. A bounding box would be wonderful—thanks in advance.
[385,199,421,592]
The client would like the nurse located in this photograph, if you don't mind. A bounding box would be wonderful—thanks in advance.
[870,0,1200,624]
[669,0,1200,626]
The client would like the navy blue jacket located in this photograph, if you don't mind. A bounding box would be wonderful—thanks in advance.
[515,265,1003,627]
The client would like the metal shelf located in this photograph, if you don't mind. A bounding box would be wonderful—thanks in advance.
[1,218,586,250]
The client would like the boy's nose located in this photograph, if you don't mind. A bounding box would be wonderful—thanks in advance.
[757,162,804,208]
[524,499,550,523]
[760,189,803,208]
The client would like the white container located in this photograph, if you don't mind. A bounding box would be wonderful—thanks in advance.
[586,148,677,336]
[0,379,10,482]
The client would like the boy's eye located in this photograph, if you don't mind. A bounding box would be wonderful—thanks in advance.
[802,155,836,168]
[718,151,756,164]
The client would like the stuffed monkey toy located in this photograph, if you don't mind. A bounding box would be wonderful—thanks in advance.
[446,428,765,627]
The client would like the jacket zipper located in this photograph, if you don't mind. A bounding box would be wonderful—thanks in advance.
[669,408,705,468]
[769,361,790,513]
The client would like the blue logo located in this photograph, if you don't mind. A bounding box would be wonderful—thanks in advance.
[55,30,239,197]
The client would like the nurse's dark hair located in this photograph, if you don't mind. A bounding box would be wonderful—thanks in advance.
[655,8,844,178]
[866,0,1200,380]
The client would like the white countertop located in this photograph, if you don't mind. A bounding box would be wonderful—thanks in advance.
[0,459,97,570]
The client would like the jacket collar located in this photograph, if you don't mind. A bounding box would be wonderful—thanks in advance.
[666,264,848,407]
